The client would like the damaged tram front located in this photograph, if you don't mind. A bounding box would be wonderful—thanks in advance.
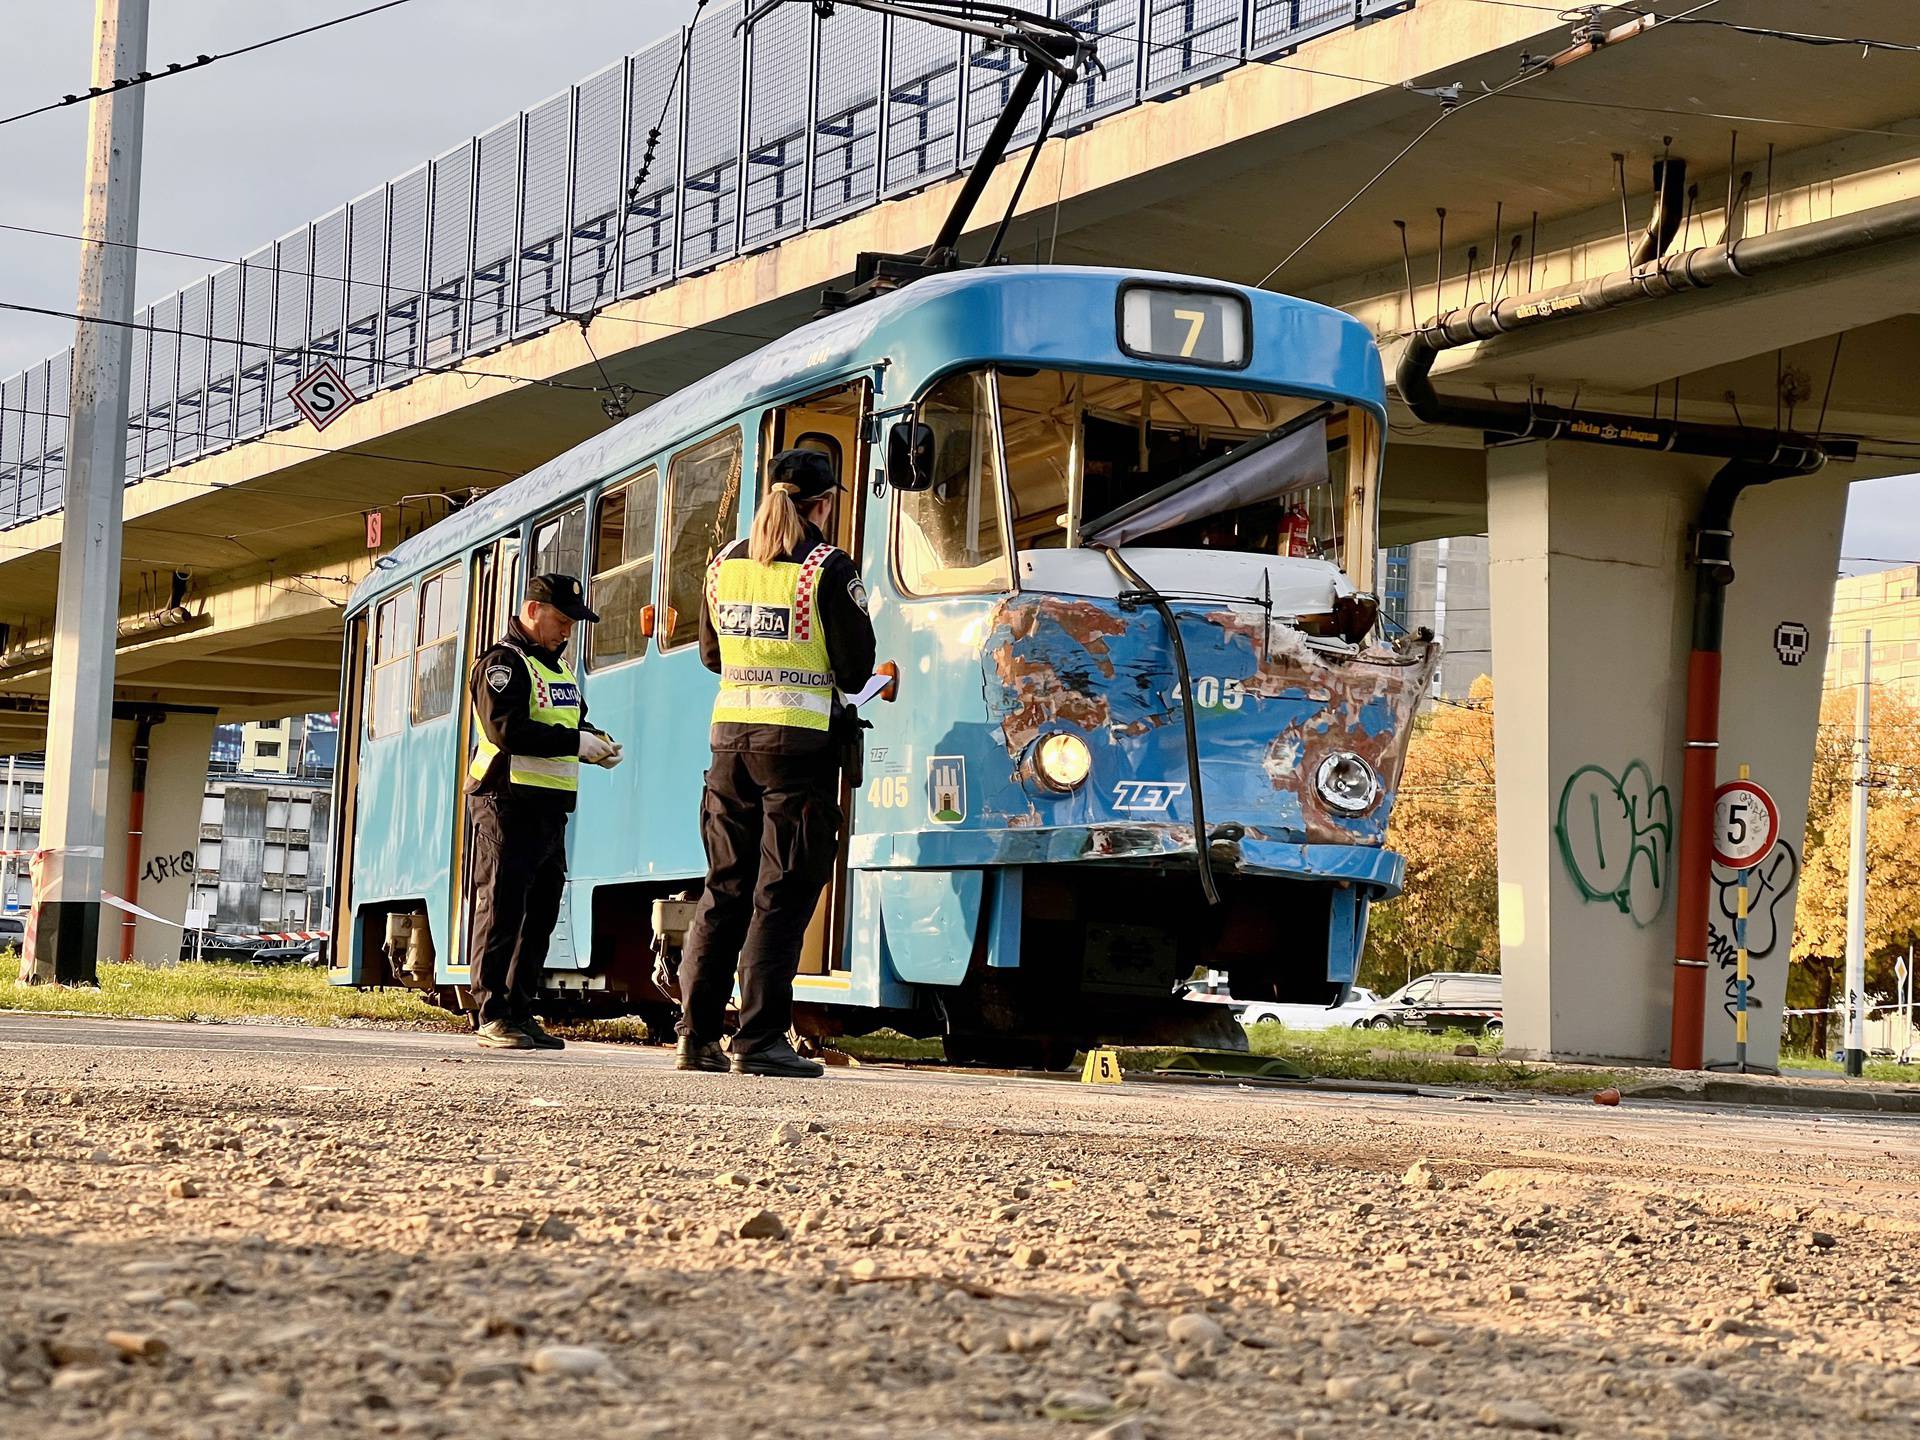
[329,265,1435,1066]
[846,270,1437,1061]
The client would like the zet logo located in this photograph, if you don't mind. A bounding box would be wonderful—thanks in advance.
[1112,779,1187,813]
[927,756,967,824]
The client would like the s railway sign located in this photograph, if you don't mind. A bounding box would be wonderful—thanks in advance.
[290,360,359,433]
[1712,778,1779,870]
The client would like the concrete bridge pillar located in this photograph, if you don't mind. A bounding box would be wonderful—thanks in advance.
[98,710,217,967]
[1485,443,1846,1066]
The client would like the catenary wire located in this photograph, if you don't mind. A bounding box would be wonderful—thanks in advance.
[0,0,425,129]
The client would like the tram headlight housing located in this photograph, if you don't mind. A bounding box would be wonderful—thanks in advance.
[1030,732,1093,793]
[1315,751,1380,815]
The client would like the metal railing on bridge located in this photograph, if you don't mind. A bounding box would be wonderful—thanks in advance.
[0,0,1407,526]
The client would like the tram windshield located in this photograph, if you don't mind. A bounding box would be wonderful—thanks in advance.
[894,367,1380,599]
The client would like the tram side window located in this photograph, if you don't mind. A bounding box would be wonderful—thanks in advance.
[662,429,743,651]
[531,504,586,584]
[412,566,461,722]
[368,590,414,739]
[895,371,1011,596]
[590,468,659,669]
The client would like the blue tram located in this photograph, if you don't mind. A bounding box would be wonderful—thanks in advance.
[327,265,1439,1062]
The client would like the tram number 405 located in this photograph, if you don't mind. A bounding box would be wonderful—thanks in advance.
[866,775,913,808]
[1170,676,1246,711]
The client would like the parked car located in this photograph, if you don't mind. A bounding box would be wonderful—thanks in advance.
[1239,987,1381,1031]
[249,938,326,966]
[1362,971,1503,1033]
[0,914,24,951]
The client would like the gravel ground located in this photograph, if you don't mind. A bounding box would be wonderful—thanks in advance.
[3,1018,1919,1440]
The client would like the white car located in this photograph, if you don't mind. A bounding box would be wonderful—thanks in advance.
[1238,987,1381,1031]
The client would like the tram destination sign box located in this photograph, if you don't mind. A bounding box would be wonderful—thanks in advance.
[1118,283,1249,370]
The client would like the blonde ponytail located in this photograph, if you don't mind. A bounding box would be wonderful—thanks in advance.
[749,481,807,565]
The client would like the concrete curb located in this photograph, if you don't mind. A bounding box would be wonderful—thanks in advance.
[1626,1077,1920,1114]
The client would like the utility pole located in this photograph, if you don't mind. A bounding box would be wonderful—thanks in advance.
[27,0,149,985]
[1,754,15,910]
[1844,629,1871,1078]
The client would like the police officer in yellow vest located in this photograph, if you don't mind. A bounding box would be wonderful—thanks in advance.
[465,573,623,1050]
[676,449,875,1077]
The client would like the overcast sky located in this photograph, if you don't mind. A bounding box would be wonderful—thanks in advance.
[1,1,1914,571]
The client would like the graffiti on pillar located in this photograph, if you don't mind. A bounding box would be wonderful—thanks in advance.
[1772,621,1811,666]
[1555,761,1673,927]
[1706,840,1799,1017]
[141,849,195,885]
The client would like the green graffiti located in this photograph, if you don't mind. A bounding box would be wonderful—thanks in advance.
[1555,761,1673,927]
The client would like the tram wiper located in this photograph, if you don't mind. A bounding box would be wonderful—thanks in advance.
[1080,403,1333,546]
[1089,542,1222,909]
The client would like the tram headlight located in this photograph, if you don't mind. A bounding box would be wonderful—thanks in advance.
[1315,751,1380,815]
[1031,732,1093,793]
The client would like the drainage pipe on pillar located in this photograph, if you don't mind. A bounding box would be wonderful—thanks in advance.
[121,714,153,964]
[1668,462,1797,1068]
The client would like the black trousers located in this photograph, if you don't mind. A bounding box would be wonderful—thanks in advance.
[676,749,842,1053]
[466,792,568,1026]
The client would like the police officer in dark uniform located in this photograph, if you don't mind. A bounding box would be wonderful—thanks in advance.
[465,573,623,1050]
[676,449,876,1077]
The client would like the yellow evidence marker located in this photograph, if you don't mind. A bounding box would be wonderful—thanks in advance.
[1080,1048,1123,1085]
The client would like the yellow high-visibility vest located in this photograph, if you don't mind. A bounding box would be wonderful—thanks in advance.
[468,648,581,792]
[707,541,837,732]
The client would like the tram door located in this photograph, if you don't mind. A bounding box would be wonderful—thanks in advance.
[768,380,868,978]
[447,535,521,978]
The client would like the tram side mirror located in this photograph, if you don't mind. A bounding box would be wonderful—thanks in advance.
[886,421,936,492]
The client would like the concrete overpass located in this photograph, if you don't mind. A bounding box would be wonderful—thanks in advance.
[4,0,1918,1052]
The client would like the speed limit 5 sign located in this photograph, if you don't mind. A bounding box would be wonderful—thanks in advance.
[1712,779,1779,869]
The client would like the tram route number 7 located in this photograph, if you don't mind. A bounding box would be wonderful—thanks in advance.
[1173,309,1207,358]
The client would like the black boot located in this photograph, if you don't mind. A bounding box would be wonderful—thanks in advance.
[675,1037,728,1073]
[730,1038,825,1078]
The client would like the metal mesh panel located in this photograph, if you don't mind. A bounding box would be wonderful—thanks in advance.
[741,3,810,247]
[345,188,388,391]
[205,265,240,446]
[1144,0,1242,95]
[124,314,148,474]
[810,5,883,221]
[384,165,428,381]
[1058,0,1144,125]
[0,378,26,526]
[569,61,625,313]
[470,120,519,347]
[517,93,570,333]
[143,294,179,473]
[426,143,473,365]
[963,37,1045,162]
[173,278,210,463]
[884,16,963,194]
[43,355,69,512]
[270,230,313,425]
[309,208,348,366]
[1252,0,1351,56]
[1,373,26,520]
[18,367,47,515]
[237,247,275,435]
[622,38,682,294]
[678,4,745,271]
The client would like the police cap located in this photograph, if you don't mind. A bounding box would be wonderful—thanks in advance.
[770,447,841,500]
[526,572,600,623]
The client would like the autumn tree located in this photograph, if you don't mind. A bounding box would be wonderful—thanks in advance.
[1788,684,1920,1051]
[1363,675,1499,992]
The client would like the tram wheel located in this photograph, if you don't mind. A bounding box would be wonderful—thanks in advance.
[944,1033,1078,1072]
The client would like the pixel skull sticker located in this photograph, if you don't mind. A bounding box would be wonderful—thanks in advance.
[1773,621,1810,666]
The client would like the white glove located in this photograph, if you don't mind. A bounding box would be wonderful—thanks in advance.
[578,731,616,765]
[597,740,624,770]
